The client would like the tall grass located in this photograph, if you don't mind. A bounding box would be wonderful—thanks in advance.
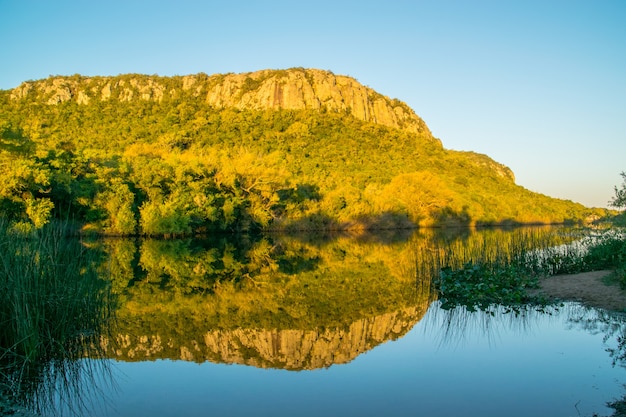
[424,226,626,312]
[405,227,573,311]
[518,228,626,285]
[583,229,626,280]
[0,220,114,415]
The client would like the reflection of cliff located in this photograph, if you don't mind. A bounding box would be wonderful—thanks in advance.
[97,227,574,370]
[100,306,426,370]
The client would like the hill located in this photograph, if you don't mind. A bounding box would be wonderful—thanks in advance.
[0,68,602,235]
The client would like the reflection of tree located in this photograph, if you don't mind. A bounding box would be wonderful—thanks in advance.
[410,226,584,312]
[98,232,436,368]
[423,300,626,367]
[96,226,582,370]
[102,226,580,315]
[562,304,626,367]
[574,305,626,417]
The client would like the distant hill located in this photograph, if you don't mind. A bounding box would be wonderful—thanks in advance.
[0,68,602,234]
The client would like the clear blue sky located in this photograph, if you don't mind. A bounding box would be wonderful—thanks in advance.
[1,0,624,208]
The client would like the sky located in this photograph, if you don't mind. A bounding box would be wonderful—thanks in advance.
[1,0,624,208]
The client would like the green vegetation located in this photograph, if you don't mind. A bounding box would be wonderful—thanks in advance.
[419,171,626,313]
[105,233,428,332]
[0,71,605,235]
[90,231,432,366]
[436,227,626,312]
[586,231,626,287]
[420,226,573,311]
[438,263,539,312]
[0,221,113,415]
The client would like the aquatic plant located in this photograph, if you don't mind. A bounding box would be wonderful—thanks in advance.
[412,227,566,310]
[438,262,539,312]
[433,226,626,312]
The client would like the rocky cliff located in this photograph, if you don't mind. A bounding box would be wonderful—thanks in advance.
[99,306,425,370]
[9,68,431,135]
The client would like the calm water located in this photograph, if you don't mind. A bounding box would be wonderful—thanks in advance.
[27,228,626,416]
[66,303,625,417]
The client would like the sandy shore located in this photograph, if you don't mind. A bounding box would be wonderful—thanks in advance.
[534,270,626,312]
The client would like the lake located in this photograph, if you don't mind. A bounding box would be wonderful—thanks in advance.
[8,226,626,416]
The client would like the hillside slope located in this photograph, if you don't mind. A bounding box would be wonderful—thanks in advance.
[0,68,599,234]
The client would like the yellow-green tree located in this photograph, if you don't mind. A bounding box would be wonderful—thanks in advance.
[376,172,455,225]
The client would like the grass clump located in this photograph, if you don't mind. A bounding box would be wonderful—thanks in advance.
[584,231,626,282]
[0,219,113,415]
[526,230,626,276]
[529,229,626,284]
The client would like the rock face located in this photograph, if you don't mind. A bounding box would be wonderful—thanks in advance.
[9,68,431,135]
[198,69,430,134]
[99,306,425,370]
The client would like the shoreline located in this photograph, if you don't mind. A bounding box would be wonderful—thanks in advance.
[533,270,626,312]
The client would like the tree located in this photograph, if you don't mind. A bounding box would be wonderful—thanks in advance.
[215,149,289,227]
[97,181,137,235]
[139,199,191,236]
[25,197,54,229]
[376,171,455,225]
[611,171,626,210]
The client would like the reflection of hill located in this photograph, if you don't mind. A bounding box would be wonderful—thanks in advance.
[97,233,435,369]
[100,306,425,370]
[97,226,578,370]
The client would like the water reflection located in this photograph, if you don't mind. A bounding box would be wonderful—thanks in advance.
[90,302,626,417]
[414,301,626,417]
[98,226,580,369]
[4,226,626,416]
[100,231,433,368]
[427,300,626,357]
[103,307,423,369]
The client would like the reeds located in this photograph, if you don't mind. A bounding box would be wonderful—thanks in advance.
[408,227,577,310]
[0,219,114,415]
[423,226,626,312]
